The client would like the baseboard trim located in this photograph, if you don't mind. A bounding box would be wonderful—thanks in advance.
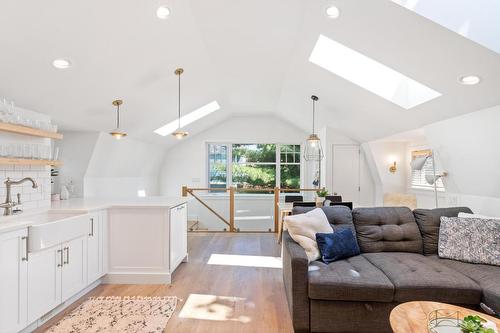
[103,272,172,284]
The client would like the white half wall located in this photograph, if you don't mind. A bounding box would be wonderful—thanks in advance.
[84,133,166,198]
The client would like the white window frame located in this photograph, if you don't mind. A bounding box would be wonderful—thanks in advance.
[206,142,303,192]
[409,149,445,192]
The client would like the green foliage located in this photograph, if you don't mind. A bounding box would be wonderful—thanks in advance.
[232,144,276,163]
[280,164,300,189]
[233,164,276,188]
[317,188,329,197]
[460,315,495,333]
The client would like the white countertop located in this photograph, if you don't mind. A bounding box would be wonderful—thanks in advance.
[0,196,190,233]
[50,196,191,212]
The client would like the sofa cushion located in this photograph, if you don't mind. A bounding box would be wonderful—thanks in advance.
[439,216,500,266]
[316,229,360,263]
[430,256,500,314]
[308,255,394,302]
[363,252,482,304]
[413,207,473,255]
[284,208,333,262]
[352,207,423,253]
[293,205,354,231]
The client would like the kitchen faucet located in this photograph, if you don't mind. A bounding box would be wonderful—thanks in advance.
[1,177,38,216]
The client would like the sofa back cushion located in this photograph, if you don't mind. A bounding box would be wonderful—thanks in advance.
[293,206,355,234]
[413,207,473,255]
[352,207,423,253]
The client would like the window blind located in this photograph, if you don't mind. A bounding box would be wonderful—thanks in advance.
[410,150,445,190]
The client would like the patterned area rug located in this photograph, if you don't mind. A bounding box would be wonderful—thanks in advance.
[45,296,177,333]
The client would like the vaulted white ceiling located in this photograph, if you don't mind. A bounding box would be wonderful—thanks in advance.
[0,0,499,146]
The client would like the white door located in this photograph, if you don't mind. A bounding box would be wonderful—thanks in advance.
[0,229,28,333]
[332,144,360,203]
[27,245,62,322]
[62,235,87,302]
[170,203,187,272]
[87,212,102,283]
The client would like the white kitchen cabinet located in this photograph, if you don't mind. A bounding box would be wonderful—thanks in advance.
[0,229,28,333]
[170,203,187,272]
[61,235,87,302]
[87,211,102,283]
[27,244,62,323]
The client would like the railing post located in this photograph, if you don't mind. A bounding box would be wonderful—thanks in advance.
[182,185,188,197]
[229,186,235,232]
[274,187,280,233]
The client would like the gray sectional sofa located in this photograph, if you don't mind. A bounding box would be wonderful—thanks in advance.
[282,206,500,333]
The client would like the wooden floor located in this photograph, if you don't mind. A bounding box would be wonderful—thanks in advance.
[36,232,294,333]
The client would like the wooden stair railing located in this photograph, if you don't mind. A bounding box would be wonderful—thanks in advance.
[182,186,319,232]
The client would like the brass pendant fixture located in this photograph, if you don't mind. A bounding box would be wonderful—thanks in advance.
[109,99,127,140]
[304,95,323,161]
[172,67,188,139]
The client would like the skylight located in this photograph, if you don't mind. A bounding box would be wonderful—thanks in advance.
[309,35,441,109]
[154,100,220,136]
[392,0,500,54]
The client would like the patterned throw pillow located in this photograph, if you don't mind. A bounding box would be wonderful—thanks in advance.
[439,217,500,266]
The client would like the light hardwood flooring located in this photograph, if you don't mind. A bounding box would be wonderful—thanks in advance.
[36,232,294,333]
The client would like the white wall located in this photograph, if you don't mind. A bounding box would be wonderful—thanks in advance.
[84,132,166,198]
[54,131,99,197]
[368,141,408,194]
[366,105,500,215]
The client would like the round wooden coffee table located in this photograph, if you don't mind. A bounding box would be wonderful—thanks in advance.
[390,301,500,333]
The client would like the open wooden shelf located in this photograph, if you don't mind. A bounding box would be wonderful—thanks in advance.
[0,158,63,167]
[0,122,63,140]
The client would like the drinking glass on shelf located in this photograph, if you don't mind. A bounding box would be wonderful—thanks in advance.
[23,144,31,159]
[52,147,59,161]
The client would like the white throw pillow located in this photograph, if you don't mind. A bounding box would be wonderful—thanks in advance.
[284,208,332,262]
[458,212,500,220]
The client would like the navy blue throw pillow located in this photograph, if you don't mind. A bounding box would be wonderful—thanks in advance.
[316,229,360,264]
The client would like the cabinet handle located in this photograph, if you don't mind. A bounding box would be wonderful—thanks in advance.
[21,236,28,261]
[89,218,94,237]
[63,246,69,265]
[57,249,63,267]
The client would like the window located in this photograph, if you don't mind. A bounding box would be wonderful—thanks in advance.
[207,143,301,192]
[410,150,445,191]
[280,145,301,190]
[208,144,228,190]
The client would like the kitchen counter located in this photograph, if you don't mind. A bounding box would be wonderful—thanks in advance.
[0,196,190,233]
[50,196,191,212]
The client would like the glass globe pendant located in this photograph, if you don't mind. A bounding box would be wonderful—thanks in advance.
[304,95,323,161]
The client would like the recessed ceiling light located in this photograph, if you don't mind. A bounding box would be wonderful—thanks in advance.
[326,6,340,18]
[156,6,170,19]
[52,59,71,69]
[458,75,481,85]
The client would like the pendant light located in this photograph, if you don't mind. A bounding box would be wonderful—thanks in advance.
[304,95,323,161]
[109,99,127,140]
[172,67,188,139]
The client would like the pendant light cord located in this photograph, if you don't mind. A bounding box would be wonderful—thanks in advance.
[312,98,315,135]
[178,70,181,129]
[116,103,120,129]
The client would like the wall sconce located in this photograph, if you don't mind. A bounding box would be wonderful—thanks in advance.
[389,161,397,173]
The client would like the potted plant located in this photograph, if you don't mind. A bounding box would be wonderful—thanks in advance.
[316,188,329,206]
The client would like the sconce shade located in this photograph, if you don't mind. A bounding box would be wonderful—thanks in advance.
[410,156,429,170]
